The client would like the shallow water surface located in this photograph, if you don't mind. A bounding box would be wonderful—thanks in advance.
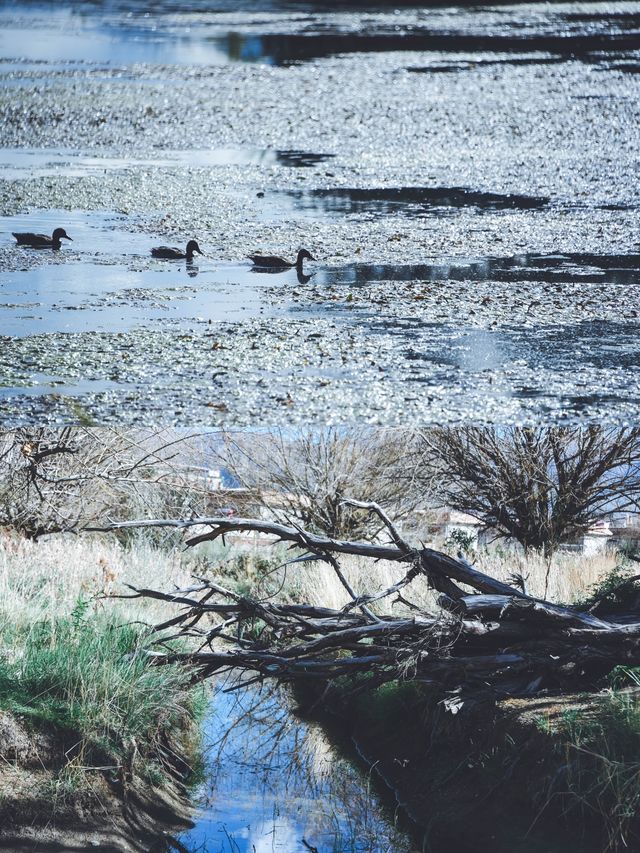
[0,147,335,180]
[0,261,278,335]
[177,683,415,853]
[0,210,310,335]
[1,2,638,69]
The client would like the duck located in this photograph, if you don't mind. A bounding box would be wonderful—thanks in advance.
[151,240,203,261]
[248,248,315,272]
[12,227,73,249]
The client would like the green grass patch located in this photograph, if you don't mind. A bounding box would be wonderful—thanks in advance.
[551,678,640,850]
[0,597,206,794]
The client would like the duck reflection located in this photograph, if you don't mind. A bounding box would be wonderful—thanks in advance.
[248,265,314,285]
[186,261,199,278]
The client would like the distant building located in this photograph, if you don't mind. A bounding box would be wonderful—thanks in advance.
[608,513,640,553]
[407,508,486,548]
[205,468,224,491]
[580,520,613,556]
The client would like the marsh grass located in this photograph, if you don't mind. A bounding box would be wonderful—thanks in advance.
[0,534,205,814]
[0,609,199,759]
[550,672,640,850]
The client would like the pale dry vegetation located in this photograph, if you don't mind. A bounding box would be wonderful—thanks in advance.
[0,531,190,627]
[192,538,621,613]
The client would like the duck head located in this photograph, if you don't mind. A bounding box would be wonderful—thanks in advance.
[53,228,72,242]
[296,249,316,266]
[186,240,203,257]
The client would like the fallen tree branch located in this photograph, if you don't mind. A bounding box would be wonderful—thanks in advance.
[90,514,640,706]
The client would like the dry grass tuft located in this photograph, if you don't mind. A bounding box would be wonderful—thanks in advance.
[0,532,191,629]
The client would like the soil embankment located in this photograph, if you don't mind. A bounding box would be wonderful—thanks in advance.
[300,683,633,853]
[0,710,194,852]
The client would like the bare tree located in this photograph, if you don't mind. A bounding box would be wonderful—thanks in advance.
[214,427,427,540]
[419,426,640,555]
[0,428,215,540]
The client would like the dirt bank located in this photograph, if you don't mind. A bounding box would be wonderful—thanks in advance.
[0,710,194,853]
[300,683,636,853]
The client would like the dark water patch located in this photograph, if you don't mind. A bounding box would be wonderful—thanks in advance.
[267,186,549,220]
[217,28,640,66]
[407,55,567,73]
[363,318,640,397]
[275,149,335,167]
[0,147,334,180]
[518,320,640,373]
[313,254,640,287]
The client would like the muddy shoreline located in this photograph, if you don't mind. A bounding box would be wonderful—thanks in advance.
[0,710,195,853]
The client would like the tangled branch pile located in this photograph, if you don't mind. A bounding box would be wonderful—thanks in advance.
[97,503,640,705]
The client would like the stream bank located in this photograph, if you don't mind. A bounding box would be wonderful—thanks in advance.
[0,708,197,852]
[296,679,640,853]
[0,612,206,853]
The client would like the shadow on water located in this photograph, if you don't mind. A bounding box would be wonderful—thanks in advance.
[173,682,417,853]
[313,254,640,286]
[268,186,549,220]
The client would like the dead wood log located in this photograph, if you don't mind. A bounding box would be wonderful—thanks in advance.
[88,511,640,705]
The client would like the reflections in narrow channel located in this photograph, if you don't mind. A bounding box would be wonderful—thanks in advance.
[177,681,416,853]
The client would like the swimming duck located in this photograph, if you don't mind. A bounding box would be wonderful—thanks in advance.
[12,227,73,249]
[151,240,203,261]
[248,248,315,271]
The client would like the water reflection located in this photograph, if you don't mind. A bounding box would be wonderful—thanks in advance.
[177,683,415,853]
[0,147,334,180]
[248,263,314,284]
[312,254,640,286]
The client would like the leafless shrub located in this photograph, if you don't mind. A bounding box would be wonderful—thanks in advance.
[214,426,428,540]
[419,426,640,555]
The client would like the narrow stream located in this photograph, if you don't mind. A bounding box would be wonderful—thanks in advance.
[176,682,417,853]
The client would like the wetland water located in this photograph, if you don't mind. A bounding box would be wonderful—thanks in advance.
[172,682,575,853]
[174,684,416,853]
[1,0,639,422]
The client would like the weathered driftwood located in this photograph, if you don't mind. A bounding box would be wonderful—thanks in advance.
[90,509,640,704]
